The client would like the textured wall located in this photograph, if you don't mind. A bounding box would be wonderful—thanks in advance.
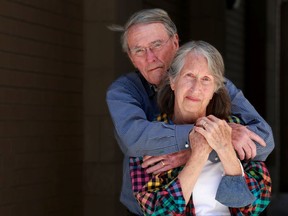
[82,0,136,215]
[0,1,84,215]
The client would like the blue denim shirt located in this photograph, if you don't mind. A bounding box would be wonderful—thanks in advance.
[106,71,274,215]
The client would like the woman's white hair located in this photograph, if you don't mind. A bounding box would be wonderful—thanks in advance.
[169,40,225,92]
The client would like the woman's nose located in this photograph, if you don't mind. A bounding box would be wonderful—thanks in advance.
[190,79,202,91]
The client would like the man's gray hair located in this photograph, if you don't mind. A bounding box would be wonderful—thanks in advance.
[108,8,177,53]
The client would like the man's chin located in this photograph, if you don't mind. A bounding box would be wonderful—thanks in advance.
[146,68,165,84]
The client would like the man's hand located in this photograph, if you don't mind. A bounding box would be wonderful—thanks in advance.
[141,149,191,174]
[229,123,266,160]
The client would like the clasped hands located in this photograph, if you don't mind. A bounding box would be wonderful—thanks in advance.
[142,115,266,174]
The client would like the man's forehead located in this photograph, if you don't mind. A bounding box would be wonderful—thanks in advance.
[127,23,169,45]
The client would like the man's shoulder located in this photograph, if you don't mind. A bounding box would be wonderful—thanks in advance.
[109,71,146,89]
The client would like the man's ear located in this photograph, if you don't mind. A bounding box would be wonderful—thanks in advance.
[172,34,180,50]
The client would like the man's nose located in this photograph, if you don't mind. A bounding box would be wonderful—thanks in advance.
[145,48,157,62]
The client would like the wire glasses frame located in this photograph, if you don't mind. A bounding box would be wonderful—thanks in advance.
[129,37,172,57]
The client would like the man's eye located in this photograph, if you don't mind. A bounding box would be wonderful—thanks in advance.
[135,49,145,55]
[152,42,163,49]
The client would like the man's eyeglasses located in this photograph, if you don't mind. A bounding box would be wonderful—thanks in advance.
[129,37,171,57]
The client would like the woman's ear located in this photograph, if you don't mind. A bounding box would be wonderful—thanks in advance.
[169,77,175,91]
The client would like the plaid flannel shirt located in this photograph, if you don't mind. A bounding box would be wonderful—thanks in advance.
[129,115,272,215]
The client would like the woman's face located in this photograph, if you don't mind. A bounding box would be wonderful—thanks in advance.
[170,53,216,123]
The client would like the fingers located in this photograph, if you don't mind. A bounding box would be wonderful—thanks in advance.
[197,115,228,133]
[145,161,170,174]
[143,155,152,160]
[230,123,266,147]
[241,144,252,160]
[233,137,257,160]
[142,156,167,174]
[235,147,245,160]
[248,141,257,159]
[247,129,266,147]
[141,155,163,168]
[143,150,191,174]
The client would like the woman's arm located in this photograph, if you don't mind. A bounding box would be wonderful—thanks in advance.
[194,115,271,210]
[178,130,211,203]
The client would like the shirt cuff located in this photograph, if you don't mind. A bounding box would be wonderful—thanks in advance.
[216,175,255,207]
[175,125,193,151]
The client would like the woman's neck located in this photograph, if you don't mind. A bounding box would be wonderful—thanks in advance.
[172,107,206,124]
[172,112,198,124]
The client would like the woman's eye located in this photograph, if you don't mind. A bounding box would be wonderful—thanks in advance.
[203,77,210,81]
[186,73,195,78]
[202,77,213,85]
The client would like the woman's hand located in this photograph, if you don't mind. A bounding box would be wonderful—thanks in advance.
[189,128,212,159]
[194,115,233,153]
[194,115,242,176]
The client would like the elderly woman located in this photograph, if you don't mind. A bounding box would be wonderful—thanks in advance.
[129,41,271,215]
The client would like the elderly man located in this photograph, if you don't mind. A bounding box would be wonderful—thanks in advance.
[106,8,274,215]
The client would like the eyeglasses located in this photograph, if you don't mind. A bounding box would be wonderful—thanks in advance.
[129,37,171,57]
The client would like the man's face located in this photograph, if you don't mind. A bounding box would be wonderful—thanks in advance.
[127,23,179,86]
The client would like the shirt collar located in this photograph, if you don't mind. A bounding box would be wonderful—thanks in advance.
[136,71,157,97]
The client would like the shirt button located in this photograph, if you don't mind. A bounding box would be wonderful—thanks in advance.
[215,157,219,161]
[185,144,189,148]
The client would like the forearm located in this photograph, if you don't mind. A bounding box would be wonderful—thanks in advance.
[217,148,242,176]
[178,153,207,204]
[107,80,192,157]
[112,115,192,157]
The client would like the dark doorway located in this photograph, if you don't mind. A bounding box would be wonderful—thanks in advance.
[245,0,267,117]
[280,1,288,192]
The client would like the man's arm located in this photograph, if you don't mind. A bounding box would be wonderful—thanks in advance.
[107,74,274,171]
[225,79,275,161]
[106,74,192,157]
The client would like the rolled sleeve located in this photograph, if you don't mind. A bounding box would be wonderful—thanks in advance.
[216,175,256,207]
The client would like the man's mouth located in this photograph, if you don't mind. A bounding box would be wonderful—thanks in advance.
[148,64,163,72]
